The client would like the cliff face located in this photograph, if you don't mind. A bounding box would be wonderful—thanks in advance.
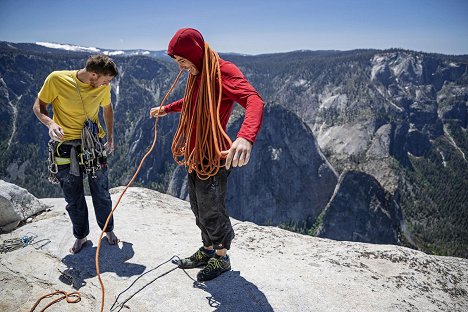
[225,105,337,227]
[316,171,402,244]
[168,105,338,228]
[227,50,468,256]
[1,42,467,257]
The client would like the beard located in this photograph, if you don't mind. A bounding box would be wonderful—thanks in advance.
[89,76,100,88]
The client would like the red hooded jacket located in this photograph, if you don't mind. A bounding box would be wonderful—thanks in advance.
[164,28,264,145]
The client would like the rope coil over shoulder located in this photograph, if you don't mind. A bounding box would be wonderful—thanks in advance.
[172,42,232,180]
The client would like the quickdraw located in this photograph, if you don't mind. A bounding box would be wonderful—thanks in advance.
[81,119,107,178]
[47,140,59,184]
[46,120,107,183]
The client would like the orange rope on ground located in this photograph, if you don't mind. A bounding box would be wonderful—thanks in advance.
[172,42,232,180]
[30,70,183,312]
[29,290,80,312]
[32,42,231,310]
[94,70,183,312]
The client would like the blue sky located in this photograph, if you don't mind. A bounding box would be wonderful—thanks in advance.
[1,0,467,55]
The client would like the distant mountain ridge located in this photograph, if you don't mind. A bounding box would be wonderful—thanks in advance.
[1,41,467,258]
[0,41,169,59]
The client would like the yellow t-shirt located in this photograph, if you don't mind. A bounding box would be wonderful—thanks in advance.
[38,70,111,141]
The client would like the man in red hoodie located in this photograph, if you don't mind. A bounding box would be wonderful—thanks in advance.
[150,28,264,281]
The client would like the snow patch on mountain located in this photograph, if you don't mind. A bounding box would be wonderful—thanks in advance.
[35,42,163,58]
[36,42,100,52]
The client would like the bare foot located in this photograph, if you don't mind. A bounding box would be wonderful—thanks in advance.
[105,231,119,245]
[69,237,88,254]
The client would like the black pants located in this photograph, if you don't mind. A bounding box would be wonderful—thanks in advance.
[56,166,114,239]
[188,168,235,250]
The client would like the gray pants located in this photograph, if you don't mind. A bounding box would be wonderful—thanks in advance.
[188,168,235,250]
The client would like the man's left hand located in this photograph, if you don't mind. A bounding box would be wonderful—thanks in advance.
[221,137,252,170]
[105,137,115,154]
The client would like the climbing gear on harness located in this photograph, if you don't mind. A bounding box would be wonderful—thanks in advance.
[80,119,107,177]
[47,140,60,184]
[74,74,108,178]
[172,42,232,180]
[47,137,107,182]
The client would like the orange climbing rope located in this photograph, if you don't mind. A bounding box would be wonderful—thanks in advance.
[31,42,231,312]
[96,43,232,310]
[94,69,183,312]
[30,70,183,312]
[172,42,232,180]
[29,290,81,312]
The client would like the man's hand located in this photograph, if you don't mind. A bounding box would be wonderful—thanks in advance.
[104,137,115,154]
[149,106,167,118]
[221,137,252,170]
[48,122,64,142]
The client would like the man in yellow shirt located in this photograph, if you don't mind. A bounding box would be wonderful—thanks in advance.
[33,54,119,254]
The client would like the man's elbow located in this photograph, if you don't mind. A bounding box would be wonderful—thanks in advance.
[32,98,40,113]
[103,104,114,114]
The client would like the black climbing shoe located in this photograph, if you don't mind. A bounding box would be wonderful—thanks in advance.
[197,255,231,281]
[177,247,215,269]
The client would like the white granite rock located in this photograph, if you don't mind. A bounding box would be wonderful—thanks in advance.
[0,186,466,312]
[0,180,49,232]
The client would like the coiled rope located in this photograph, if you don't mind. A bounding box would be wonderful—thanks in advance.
[172,42,232,180]
[29,290,81,312]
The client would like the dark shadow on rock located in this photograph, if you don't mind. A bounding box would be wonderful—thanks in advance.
[110,256,180,312]
[60,239,146,290]
[194,270,274,312]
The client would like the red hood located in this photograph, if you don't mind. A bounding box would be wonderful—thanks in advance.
[167,28,205,71]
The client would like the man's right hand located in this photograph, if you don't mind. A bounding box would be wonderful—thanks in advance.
[48,122,64,141]
[149,106,167,118]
